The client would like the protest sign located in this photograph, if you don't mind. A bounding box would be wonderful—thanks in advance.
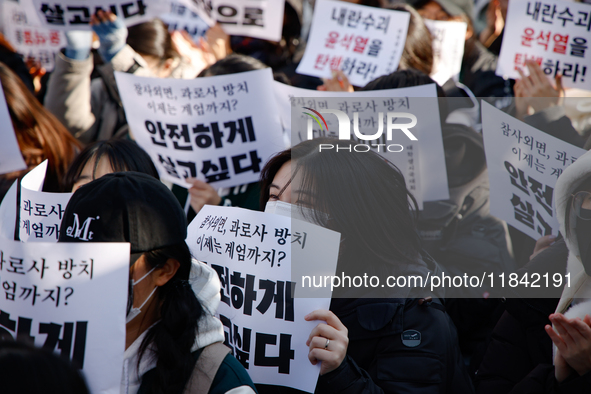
[180,0,284,41]
[274,81,449,203]
[161,1,210,39]
[0,239,129,394]
[30,0,171,30]
[2,0,66,72]
[497,0,591,90]
[211,0,285,42]
[187,205,340,393]
[173,0,216,26]
[296,0,410,87]
[482,101,586,240]
[115,68,285,189]
[0,81,27,176]
[18,161,72,242]
[424,19,467,86]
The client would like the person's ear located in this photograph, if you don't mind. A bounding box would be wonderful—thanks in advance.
[153,258,180,286]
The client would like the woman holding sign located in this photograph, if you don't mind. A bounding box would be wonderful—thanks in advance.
[258,139,473,393]
[59,172,257,394]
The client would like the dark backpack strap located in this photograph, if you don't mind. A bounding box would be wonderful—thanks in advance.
[184,342,231,394]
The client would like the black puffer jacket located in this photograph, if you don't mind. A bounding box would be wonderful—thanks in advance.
[257,255,473,394]
[315,296,474,394]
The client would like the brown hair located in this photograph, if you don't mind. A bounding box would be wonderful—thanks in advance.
[127,19,180,63]
[387,3,434,76]
[0,62,80,191]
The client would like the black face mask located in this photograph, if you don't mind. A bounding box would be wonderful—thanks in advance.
[576,208,591,275]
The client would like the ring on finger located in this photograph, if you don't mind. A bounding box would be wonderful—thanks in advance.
[324,338,330,350]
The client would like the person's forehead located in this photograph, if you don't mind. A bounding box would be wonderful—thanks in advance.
[272,162,292,184]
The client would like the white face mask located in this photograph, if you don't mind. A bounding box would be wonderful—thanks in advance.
[264,201,329,226]
[126,266,158,324]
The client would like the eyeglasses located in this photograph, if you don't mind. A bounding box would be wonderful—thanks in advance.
[572,191,591,220]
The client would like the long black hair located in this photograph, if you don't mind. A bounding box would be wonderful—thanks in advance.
[137,242,203,394]
[261,138,422,279]
[63,139,159,191]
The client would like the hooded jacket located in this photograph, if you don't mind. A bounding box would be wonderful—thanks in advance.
[121,260,256,394]
[554,149,591,313]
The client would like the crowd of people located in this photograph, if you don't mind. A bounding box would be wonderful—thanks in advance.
[1,0,591,393]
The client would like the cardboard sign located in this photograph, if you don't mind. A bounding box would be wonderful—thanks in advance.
[30,0,171,30]
[18,161,73,242]
[296,0,410,87]
[115,68,285,189]
[482,101,587,239]
[187,205,340,393]
[274,82,449,203]
[0,81,27,176]
[0,239,130,394]
[424,19,467,86]
[497,0,591,90]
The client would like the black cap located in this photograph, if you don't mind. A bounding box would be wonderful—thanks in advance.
[59,172,187,254]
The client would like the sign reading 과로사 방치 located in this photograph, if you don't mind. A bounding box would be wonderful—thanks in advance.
[274,82,449,204]
[18,161,72,243]
[115,68,285,190]
[187,205,340,393]
[0,239,129,394]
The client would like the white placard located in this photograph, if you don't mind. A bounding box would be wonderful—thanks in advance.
[0,239,129,394]
[425,19,467,86]
[296,0,410,87]
[185,0,285,41]
[482,101,587,240]
[115,68,285,189]
[274,81,449,203]
[161,1,210,39]
[0,81,27,176]
[497,0,591,90]
[30,0,171,30]
[211,0,285,42]
[2,1,66,72]
[187,205,340,393]
[18,161,73,242]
